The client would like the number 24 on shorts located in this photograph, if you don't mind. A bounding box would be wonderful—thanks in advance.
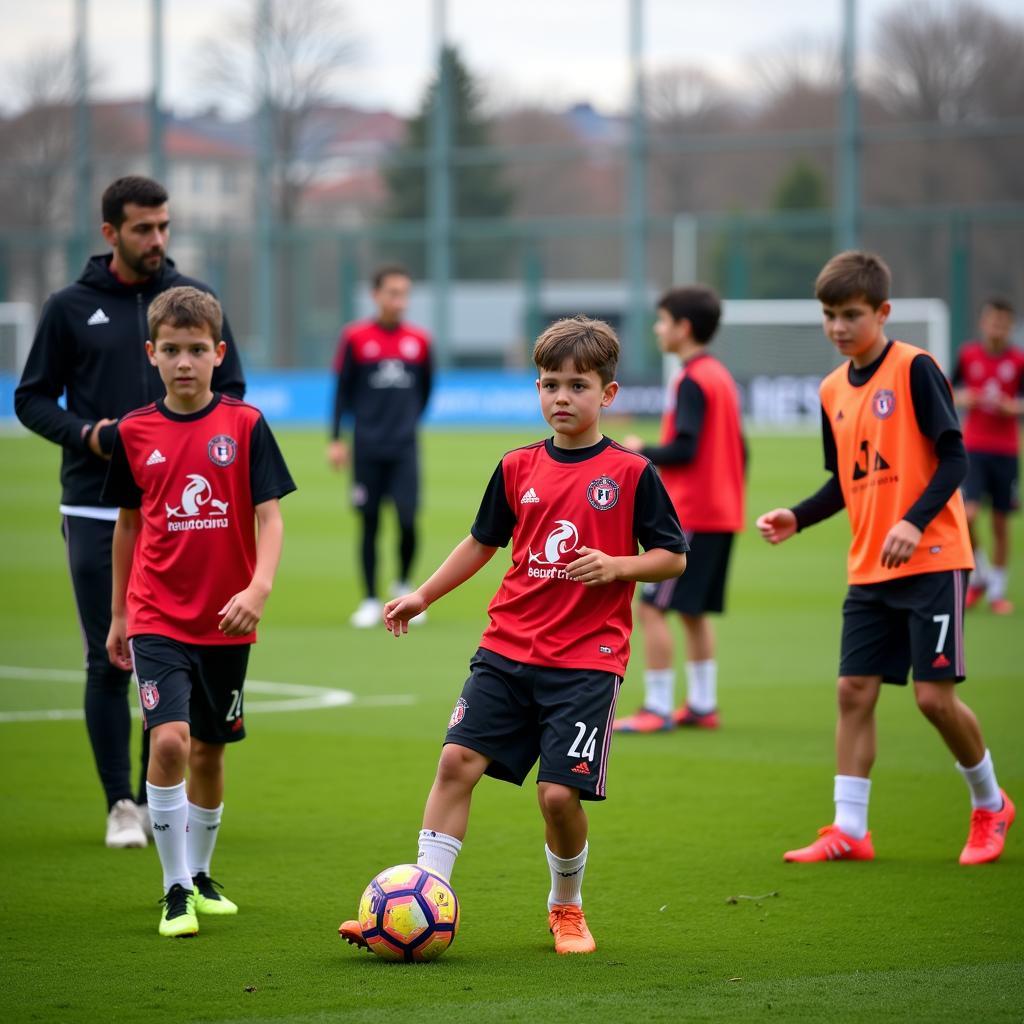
[568,721,598,761]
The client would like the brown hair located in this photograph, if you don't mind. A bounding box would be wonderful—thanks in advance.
[815,250,891,309]
[533,315,620,385]
[658,285,721,343]
[982,295,1014,315]
[372,264,411,290]
[147,286,223,344]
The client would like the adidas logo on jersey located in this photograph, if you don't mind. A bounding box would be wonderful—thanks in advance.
[86,308,110,326]
[520,487,540,504]
[146,449,167,466]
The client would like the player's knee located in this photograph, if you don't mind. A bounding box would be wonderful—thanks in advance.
[435,744,485,789]
[914,685,955,724]
[837,676,876,714]
[537,782,579,821]
[149,725,189,770]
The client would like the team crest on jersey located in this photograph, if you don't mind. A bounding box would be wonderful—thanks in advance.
[208,434,237,467]
[587,476,619,510]
[871,389,896,419]
[399,335,422,360]
[448,697,467,729]
[139,680,160,710]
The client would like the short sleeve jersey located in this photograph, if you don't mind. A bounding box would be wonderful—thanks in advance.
[952,341,1024,456]
[471,437,687,675]
[102,394,296,645]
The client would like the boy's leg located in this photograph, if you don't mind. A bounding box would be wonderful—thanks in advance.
[615,601,674,731]
[680,613,718,719]
[963,451,989,604]
[350,450,386,624]
[392,446,420,588]
[987,510,1011,611]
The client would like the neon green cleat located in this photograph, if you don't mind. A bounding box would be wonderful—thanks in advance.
[159,883,199,937]
[192,872,239,915]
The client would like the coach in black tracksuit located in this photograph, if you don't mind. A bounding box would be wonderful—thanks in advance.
[14,177,245,841]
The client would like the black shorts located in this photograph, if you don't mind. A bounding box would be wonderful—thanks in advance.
[129,635,251,743]
[963,451,1019,513]
[443,648,623,801]
[352,447,420,524]
[840,570,968,685]
[640,531,734,615]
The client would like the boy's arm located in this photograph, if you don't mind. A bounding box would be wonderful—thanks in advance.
[218,499,284,636]
[107,508,141,670]
[630,377,704,465]
[327,333,356,469]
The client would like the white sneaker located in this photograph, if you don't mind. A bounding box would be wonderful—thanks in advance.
[349,597,383,629]
[390,582,427,626]
[135,802,151,834]
[105,799,148,848]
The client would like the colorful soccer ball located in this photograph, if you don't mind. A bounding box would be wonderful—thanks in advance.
[357,864,459,962]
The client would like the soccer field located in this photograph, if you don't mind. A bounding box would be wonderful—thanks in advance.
[1,427,1021,1024]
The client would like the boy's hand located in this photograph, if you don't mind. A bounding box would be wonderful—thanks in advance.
[880,519,922,569]
[218,585,268,636]
[621,434,644,452]
[106,615,132,671]
[327,440,349,471]
[383,592,428,636]
[88,417,118,459]
[566,546,621,586]
[756,508,797,544]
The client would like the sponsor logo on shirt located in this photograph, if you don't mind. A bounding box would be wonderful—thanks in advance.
[208,434,238,467]
[146,449,167,466]
[520,487,540,504]
[164,474,230,532]
[527,519,585,581]
[587,476,619,510]
[86,308,110,326]
[369,358,414,389]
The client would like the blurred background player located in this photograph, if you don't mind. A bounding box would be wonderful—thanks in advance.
[104,287,294,936]
[14,176,245,849]
[615,285,745,732]
[327,265,434,628]
[757,251,1014,866]
[952,297,1024,615]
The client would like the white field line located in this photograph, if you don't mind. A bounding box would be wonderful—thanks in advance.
[0,665,415,723]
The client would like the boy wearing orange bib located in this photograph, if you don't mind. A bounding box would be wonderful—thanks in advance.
[756,251,1014,866]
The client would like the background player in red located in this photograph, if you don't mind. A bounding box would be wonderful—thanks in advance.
[952,297,1024,614]
[103,287,295,937]
[615,285,745,733]
[338,316,687,955]
[327,265,433,628]
[757,251,1013,867]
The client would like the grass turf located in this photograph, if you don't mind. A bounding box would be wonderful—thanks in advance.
[0,426,1021,1023]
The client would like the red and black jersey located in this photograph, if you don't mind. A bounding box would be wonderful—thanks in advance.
[470,437,687,675]
[102,394,295,645]
[330,319,433,455]
[953,341,1024,456]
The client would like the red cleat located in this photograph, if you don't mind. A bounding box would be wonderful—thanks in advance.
[989,598,1014,616]
[783,824,875,863]
[338,919,369,950]
[549,904,596,954]
[960,790,1015,865]
[613,707,673,733]
[673,705,720,729]
[965,584,986,609]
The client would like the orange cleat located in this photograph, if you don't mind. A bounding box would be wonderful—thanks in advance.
[613,707,673,733]
[960,789,1015,865]
[965,584,986,609]
[338,919,369,950]
[989,598,1014,616]
[549,904,596,954]
[783,824,875,863]
[673,705,720,729]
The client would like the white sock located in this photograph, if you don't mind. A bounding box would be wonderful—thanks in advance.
[833,775,871,839]
[417,829,462,881]
[686,660,717,714]
[545,842,588,910]
[643,669,675,717]
[146,781,191,892]
[957,750,1002,811]
[987,567,1008,602]
[971,549,991,589]
[186,801,223,877]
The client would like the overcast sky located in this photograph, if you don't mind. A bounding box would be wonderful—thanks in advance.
[3,0,1022,116]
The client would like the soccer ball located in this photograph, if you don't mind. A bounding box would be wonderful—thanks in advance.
[357,864,460,962]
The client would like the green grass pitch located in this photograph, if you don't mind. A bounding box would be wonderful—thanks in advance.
[1,425,1021,1023]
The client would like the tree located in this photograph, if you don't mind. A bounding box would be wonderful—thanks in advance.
[382,46,514,279]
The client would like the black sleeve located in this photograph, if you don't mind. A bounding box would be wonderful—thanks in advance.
[330,342,357,440]
[470,461,517,548]
[250,416,297,506]
[212,312,246,399]
[14,295,94,451]
[951,354,965,388]
[419,345,434,416]
[821,404,839,474]
[100,429,143,508]
[902,432,968,531]
[790,406,844,530]
[633,463,689,553]
[910,354,961,440]
[641,377,705,466]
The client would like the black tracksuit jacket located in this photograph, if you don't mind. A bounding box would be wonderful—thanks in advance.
[15,254,246,508]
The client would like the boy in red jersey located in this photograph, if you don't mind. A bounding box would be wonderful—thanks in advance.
[952,297,1024,614]
[338,316,687,955]
[757,251,1014,866]
[103,287,295,936]
[615,285,745,732]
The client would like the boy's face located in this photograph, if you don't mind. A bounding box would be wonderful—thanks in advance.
[536,359,618,438]
[821,295,890,361]
[146,324,226,402]
[979,305,1013,347]
[373,274,411,325]
[653,308,689,353]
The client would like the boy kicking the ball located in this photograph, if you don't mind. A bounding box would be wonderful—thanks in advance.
[340,316,687,954]
[756,251,1014,866]
[104,287,295,936]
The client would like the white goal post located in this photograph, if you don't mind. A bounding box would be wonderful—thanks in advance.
[0,301,36,376]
